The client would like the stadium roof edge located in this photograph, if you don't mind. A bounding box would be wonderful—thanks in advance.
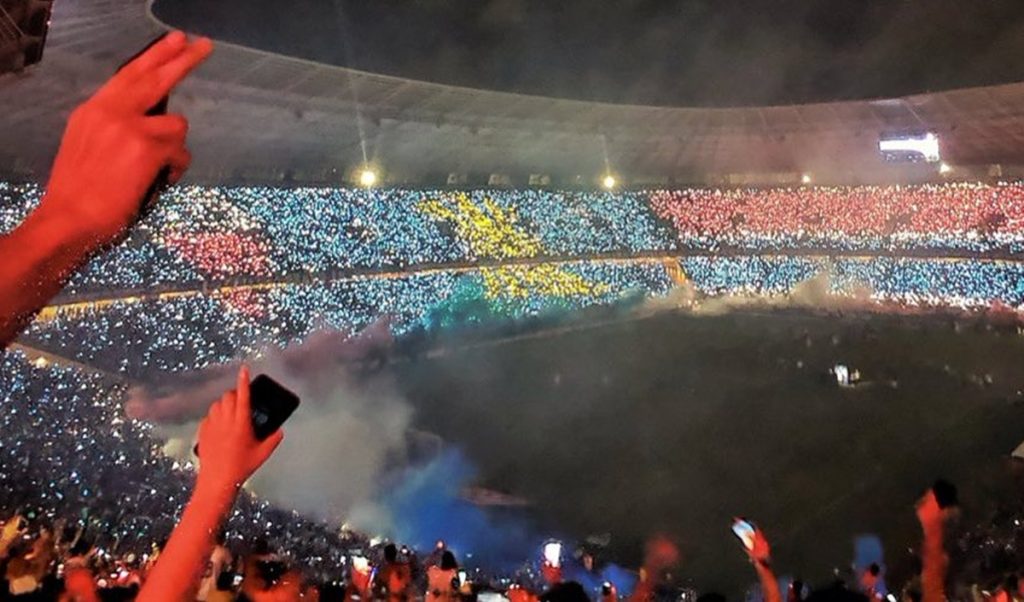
[1,0,1023,186]
[142,0,1024,116]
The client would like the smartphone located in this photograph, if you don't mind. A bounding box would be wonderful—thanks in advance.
[932,479,958,509]
[457,570,467,587]
[731,518,756,551]
[117,34,172,224]
[195,374,300,456]
[543,541,562,568]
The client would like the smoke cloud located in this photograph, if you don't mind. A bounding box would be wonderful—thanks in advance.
[126,321,550,567]
[128,322,416,524]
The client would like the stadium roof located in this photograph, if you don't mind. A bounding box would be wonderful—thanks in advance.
[1,0,1024,186]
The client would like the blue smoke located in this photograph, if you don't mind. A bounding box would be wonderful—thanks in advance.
[378,449,537,569]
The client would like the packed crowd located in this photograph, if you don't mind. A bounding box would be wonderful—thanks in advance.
[650,183,1024,252]
[17,253,1024,379]
[679,256,1024,309]
[5,181,1024,300]
[0,352,359,583]
[18,262,672,378]
[0,343,1007,602]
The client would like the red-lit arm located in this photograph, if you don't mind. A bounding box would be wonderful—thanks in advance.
[0,31,211,348]
[748,530,782,602]
[137,367,283,602]
[917,492,947,602]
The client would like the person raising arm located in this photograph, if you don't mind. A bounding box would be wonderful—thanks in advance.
[0,31,212,348]
[746,527,782,602]
[137,366,283,602]
[916,485,953,602]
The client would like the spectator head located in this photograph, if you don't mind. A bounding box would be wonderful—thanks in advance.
[696,593,726,602]
[257,559,287,588]
[440,550,458,571]
[805,582,869,602]
[1005,574,1019,592]
[215,569,235,592]
[789,580,805,602]
[540,581,590,602]
[384,543,398,563]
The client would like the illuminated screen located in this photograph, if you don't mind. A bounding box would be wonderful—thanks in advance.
[878,132,941,163]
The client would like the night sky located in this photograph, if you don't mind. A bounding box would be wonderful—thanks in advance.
[154,0,1024,107]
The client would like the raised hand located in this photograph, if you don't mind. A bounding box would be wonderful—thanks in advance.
[195,366,284,493]
[41,31,212,247]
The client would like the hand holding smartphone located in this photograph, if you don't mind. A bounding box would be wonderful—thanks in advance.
[195,374,299,457]
[732,517,772,565]
[731,518,757,551]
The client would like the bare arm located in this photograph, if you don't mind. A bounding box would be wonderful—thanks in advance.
[137,366,283,602]
[754,561,782,602]
[0,204,98,345]
[917,492,947,602]
[748,528,782,602]
[0,31,211,348]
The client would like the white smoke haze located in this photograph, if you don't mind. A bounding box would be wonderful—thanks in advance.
[129,322,418,527]
[644,265,880,317]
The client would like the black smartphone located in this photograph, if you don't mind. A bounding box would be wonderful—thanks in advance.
[932,479,958,509]
[248,375,300,440]
[195,374,299,456]
[117,34,172,224]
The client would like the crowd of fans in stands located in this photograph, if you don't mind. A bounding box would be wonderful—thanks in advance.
[5,180,1024,299]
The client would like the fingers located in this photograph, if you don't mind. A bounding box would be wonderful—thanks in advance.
[119,31,187,81]
[140,114,188,141]
[167,146,191,184]
[235,365,251,423]
[102,34,213,113]
[196,416,209,443]
[255,429,284,463]
[154,36,214,100]
[140,114,191,183]
[221,388,238,424]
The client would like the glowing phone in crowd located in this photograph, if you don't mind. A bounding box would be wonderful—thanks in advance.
[731,518,757,551]
[351,556,370,574]
[195,374,300,456]
[543,541,562,568]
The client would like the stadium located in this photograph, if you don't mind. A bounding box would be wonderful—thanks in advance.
[2,0,1024,600]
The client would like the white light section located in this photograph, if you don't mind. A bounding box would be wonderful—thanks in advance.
[878,132,941,163]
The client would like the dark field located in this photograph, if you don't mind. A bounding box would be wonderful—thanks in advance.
[393,309,1024,595]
